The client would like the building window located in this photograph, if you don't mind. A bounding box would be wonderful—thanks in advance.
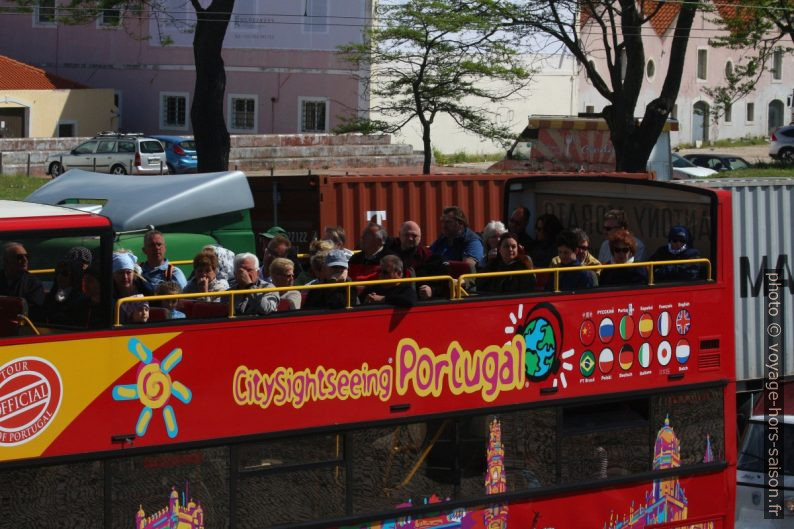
[303,0,328,33]
[772,49,783,80]
[58,122,76,137]
[98,7,122,28]
[299,98,328,133]
[160,92,189,130]
[725,102,732,123]
[35,0,56,26]
[746,102,755,123]
[697,49,708,81]
[229,95,257,132]
[646,58,655,80]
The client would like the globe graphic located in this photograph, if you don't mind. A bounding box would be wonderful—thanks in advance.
[523,317,557,380]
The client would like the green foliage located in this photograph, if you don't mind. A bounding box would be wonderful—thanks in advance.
[0,174,48,200]
[715,166,794,177]
[676,136,769,149]
[431,147,503,165]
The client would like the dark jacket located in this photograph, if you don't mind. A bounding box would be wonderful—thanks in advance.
[359,282,417,308]
[547,260,596,292]
[649,226,701,281]
[0,270,45,318]
[600,265,648,287]
[304,279,356,310]
[477,259,536,295]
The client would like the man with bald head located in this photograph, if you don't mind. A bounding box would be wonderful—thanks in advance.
[0,242,44,313]
[386,221,445,300]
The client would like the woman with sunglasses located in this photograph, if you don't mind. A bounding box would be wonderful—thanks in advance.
[600,229,648,286]
[648,225,701,281]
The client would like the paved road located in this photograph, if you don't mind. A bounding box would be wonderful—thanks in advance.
[675,144,772,164]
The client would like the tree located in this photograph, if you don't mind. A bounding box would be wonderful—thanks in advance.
[493,0,698,172]
[338,0,532,174]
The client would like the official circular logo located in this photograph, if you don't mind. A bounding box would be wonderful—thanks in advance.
[0,357,62,446]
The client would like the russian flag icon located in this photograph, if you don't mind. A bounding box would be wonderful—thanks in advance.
[599,317,615,343]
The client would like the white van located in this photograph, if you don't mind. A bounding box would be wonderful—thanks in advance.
[735,380,794,527]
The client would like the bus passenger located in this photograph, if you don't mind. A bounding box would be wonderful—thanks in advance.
[430,206,484,269]
[0,242,44,315]
[550,228,600,276]
[230,253,278,316]
[112,251,152,300]
[548,230,596,292]
[43,259,88,326]
[648,226,701,281]
[531,213,563,269]
[141,230,187,289]
[64,246,93,271]
[83,264,104,328]
[597,210,646,263]
[184,251,229,302]
[481,220,507,267]
[349,222,391,281]
[324,226,354,259]
[154,281,187,319]
[122,295,149,324]
[477,232,535,295]
[259,234,291,282]
[599,229,647,286]
[359,255,417,308]
[303,249,356,310]
[202,244,235,282]
[270,258,301,310]
[507,206,535,255]
[385,221,445,300]
[295,240,334,286]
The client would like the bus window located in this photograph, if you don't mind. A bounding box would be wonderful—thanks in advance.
[235,434,345,527]
[654,387,725,465]
[0,461,103,526]
[108,447,229,528]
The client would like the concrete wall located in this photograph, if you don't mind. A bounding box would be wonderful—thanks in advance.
[0,89,115,137]
[578,10,794,146]
[374,54,579,154]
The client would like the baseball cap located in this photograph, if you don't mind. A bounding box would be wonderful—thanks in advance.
[259,226,288,239]
[325,249,349,269]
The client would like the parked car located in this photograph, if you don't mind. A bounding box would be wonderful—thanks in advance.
[152,135,198,174]
[683,153,751,172]
[770,124,794,163]
[671,153,719,179]
[46,132,167,177]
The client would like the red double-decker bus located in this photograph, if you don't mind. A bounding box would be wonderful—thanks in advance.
[0,176,735,528]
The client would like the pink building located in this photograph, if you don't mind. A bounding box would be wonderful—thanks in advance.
[0,1,371,137]
[578,2,794,145]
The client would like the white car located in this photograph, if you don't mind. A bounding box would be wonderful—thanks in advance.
[46,132,168,177]
[671,153,718,179]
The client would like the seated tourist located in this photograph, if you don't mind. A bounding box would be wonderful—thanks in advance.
[531,213,563,269]
[349,222,392,281]
[303,249,355,310]
[359,255,417,308]
[270,257,301,310]
[599,229,648,286]
[183,251,229,302]
[385,221,446,300]
[0,242,44,316]
[324,226,354,259]
[83,264,105,328]
[477,232,535,295]
[229,253,278,316]
[296,239,334,286]
[155,281,187,319]
[140,230,187,289]
[43,259,88,326]
[122,294,149,324]
[202,244,235,282]
[550,228,600,278]
[548,230,596,291]
[648,225,701,281]
[112,251,153,301]
[64,246,93,271]
[480,220,508,268]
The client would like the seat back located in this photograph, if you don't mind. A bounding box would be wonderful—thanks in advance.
[190,301,229,319]
[0,296,27,337]
[148,306,170,322]
[445,260,473,279]
[177,299,196,318]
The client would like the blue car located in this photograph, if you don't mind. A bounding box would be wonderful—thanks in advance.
[152,135,197,174]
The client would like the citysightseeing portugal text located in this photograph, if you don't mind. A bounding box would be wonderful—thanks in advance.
[233,335,527,409]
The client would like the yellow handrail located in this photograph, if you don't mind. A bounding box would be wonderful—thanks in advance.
[457,257,712,296]
[114,274,457,326]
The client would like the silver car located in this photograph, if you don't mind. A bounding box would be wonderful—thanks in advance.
[770,124,794,163]
[46,132,168,177]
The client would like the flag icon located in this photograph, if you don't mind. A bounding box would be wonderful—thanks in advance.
[676,309,691,335]
[619,315,634,340]
[657,311,670,337]
[639,313,654,338]
[580,320,596,346]
[676,339,691,364]
[599,317,615,343]
[580,350,596,377]
[657,340,672,366]
[598,348,614,374]
[638,343,652,368]
[619,344,634,370]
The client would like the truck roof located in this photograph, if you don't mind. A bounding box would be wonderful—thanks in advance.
[24,169,255,231]
[0,199,111,231]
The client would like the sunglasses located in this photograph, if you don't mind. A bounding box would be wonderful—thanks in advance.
[671,237,686,243]
[603,225,619,231]
[577,245,589,251]
[613,247,631,254]
[15,253,29,261]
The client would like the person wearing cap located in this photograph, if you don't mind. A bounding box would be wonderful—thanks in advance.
[229,252,279,316]
[140,230,187,289]
[65,246,93,271]
[303,249,356,310]
[0,242,44,315]
[648,225,701,281]
[430,206,484,269]
[112,250,153,301]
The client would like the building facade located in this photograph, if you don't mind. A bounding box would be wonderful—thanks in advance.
[577,3,794,146]
[0,0,371,137]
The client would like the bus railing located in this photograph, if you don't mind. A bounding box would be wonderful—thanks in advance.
[114,275,457,327]
[457,257,712,298]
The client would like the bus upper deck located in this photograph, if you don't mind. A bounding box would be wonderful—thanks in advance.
[0,176,736,529]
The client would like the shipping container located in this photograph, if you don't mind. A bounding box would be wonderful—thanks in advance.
[686,178,794,388]
[247,172,651,253]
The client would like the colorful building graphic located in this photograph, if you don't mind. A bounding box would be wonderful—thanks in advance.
[136,484,204,529]
[484,419,508,529]
[603,417,714,529]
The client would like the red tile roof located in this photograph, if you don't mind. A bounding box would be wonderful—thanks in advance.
[642,1,682,37]
[0,54,86,90]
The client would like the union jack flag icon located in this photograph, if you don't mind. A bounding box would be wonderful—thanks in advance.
[676,309,691,335]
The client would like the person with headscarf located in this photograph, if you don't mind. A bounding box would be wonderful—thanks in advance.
[112,251,153,302]
[648,225,701,281]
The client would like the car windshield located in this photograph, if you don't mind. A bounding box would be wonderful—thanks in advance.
[672,154,696,168]
[737,420,794,474]
[179,140,196,151]
[140,140,165,153]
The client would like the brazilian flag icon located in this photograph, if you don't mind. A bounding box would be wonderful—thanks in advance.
[580,350,596,377]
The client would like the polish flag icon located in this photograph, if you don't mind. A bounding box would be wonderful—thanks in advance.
[599,348,614,374]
